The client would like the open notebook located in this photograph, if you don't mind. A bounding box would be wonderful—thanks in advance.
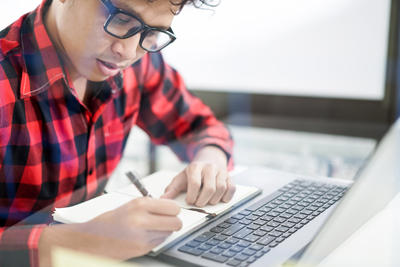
[53,170,261,255]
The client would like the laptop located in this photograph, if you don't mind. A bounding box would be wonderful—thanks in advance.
[153,118,400,267]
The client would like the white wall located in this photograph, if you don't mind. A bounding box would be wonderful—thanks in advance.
[0,0,41,29]
[162,0,392,100]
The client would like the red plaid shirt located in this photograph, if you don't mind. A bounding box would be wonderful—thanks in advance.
[0,1,233,266]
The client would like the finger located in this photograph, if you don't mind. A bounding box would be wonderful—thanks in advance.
[222,176,236,203]
[208,170,228,205]
[194,166,218,207]
[141,214,183,232]
[129,197,181,216]
[185,164,203,205]
[160,172,187,199]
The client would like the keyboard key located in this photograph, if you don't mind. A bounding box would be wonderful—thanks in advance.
[286,209,298,214]
[259,207,272,213]
[260,215,273,221]
[294,214,307,219]
[269,242,279,247]
[249,244,263,251]
[206,240,220,246]
[294,224,303,229]
[213,235,227,241]
[222,251,237,257]
[288,218,301,223]
[253,230,267,236]
[265,203,278,209]
[273,208,286,213]
[247,224,260,230]
[282,222,295,228]
[218,222,232,229]
[261,248,271,253]
[260,225,274,232]
[306,206,318,211]
[225,218,238,224]
[273,217,286,223]
[210,227,224,233]
[232,214,245,220]
[254,251,264,258]
[239,219,252,225]
[218,243,232,249]
[178,245,204,256]
[276,237,285,242]
[210,247,225,254]
[272,200,284,205]
[280,213,292,219]
[247,256,257,263]
[222,224,245,236]
[237,240,251,247]
[288,228,297,234]
[282,233,291,238]
[238,210,252,216]
[268,231,282,237]
[243,234,260,242]
[234,254,249,261]
[301,219,310,225]
[230,246,244,253]
[201,252,229,263]
[300,210,313,215]
[280,204,292,209]
[227,259,242,266]
[198,244,212,251]
[276,226,289,232]
[226,238,240,244]
[194,232,215,242]
[233,228,253,239]
[242,248,256,256]
[267,221,280,227]
[245,191,284,212]
[257,236,276,246]
[252,211,265,217]
[186,241,200,247]
[246,215,259,221]
[253,219,267,225]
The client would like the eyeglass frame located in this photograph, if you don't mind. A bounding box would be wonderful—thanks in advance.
[100,0,177,52]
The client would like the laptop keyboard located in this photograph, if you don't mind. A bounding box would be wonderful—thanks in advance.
[177,179,348,267]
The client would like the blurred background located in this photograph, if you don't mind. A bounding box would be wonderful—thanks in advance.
[3,0,399,191]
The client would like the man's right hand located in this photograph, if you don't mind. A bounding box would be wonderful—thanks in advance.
[39,197,182,266]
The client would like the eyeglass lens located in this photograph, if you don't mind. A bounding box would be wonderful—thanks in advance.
[107,14,174,52]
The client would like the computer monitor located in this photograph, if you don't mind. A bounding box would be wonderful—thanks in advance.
[162,0,399,139]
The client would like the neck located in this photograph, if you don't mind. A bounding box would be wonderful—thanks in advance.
[43,1,87,98]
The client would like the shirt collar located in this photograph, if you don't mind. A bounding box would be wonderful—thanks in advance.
[20,0,124,100]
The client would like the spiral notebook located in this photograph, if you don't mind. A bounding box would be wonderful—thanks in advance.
[52,170,261,255]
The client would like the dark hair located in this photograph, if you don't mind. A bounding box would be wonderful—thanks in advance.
[149,0,220,14]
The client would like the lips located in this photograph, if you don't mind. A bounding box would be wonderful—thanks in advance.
[96,59,121,77]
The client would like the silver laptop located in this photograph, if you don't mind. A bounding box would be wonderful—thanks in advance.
[152,119,400,267]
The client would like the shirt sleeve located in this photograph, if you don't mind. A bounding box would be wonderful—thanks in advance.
[136,52,234,170]
[0,224,46,267]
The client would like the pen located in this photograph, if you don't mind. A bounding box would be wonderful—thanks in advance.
[126,171,153,198]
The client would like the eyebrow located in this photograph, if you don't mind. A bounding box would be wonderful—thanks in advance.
[113,0,171,30]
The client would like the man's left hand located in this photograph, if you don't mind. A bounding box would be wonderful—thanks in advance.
[160,146,236,207]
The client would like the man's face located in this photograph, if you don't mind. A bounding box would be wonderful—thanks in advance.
[56,0,176,81]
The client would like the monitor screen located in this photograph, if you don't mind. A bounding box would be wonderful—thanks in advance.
[162,0,392,100]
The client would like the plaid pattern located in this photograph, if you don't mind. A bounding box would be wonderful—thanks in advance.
[0,1,233,266]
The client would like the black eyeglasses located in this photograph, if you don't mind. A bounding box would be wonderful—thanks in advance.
[100,0,177,52]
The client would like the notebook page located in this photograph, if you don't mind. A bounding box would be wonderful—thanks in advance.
[151,208,207,253]
[53,192,135,224]
[116,170,259,215]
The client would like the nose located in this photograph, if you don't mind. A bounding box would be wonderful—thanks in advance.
[111,33,141,61]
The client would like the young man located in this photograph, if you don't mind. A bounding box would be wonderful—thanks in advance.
[0,0,235,266]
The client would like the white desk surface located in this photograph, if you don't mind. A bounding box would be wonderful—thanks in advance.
[127,165,400,267]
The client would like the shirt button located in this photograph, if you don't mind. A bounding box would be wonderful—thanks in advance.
[89,168,94,175]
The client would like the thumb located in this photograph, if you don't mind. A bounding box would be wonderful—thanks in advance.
[160,172,187,199]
